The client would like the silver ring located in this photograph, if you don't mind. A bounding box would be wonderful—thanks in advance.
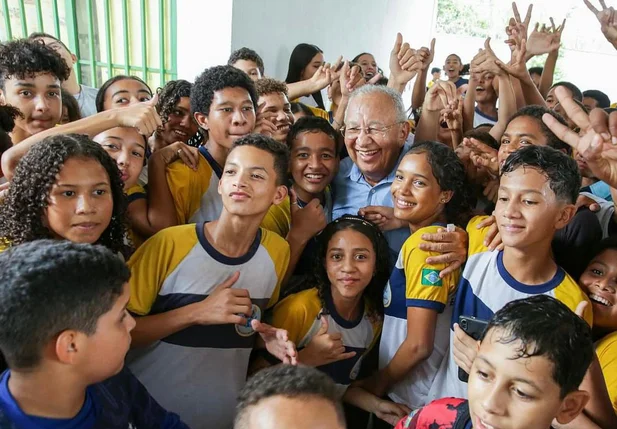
[177,149,182,155]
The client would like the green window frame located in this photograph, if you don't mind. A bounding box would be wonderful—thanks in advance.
[0,0,177,90]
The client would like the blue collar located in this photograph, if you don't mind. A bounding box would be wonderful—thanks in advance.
[199,146,223,178]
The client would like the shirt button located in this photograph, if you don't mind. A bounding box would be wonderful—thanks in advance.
[370,189,375,194]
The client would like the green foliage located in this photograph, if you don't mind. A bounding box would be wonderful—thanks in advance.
[436,0,490,37]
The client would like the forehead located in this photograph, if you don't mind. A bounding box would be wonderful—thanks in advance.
[4,73,60,89]
[107,79,150,96]
[329,227,374,249]
[505,116,544,139]
[500,166,551,190]
[233,59,260,70]
[292,130,336,151]
[39,37,69,53]
[226,145,275,169]
[446,55,461,62]
[211,86,252,105]
[347,92,397,122]
[357,54,375,63]
[399,152,431,171]
[56,157,110,182]
[310,52,324,63]
[95,127,145,145]
[174,96,191,110]
[259,92,289,107]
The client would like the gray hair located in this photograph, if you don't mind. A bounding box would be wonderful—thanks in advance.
[345,84,407,123]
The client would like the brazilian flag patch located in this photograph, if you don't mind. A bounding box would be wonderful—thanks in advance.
[421,268,442,287]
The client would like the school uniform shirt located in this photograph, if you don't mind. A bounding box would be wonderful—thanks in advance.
[579,192,615,239]
[379,225,460,409]
[166,145,223,225]
[271,288,381,390]
[596,331,617,413]
[127,223,290,429]
[473,106,497,127]
[395,398,471,429]
[126,183,147,249]
[454,77,469,89]
[427,216,593,401]
[74,85,98,118]
[0,367,188,429]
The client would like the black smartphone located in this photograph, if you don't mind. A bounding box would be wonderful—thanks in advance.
[457,315,489,383]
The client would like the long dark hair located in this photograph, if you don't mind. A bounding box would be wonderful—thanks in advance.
[310,215,391,320]
[406,141,473,227]
[0,134,128,253]
[95,75,152,112]
[285,43,325,110]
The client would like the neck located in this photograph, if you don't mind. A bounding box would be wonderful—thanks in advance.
[476,99,498,117]
[8,368,87,418]
[581,177,597,188]
[9,127,31,145]
[62,72,81,95]
[501,242,557,285]
[205,139,230,169]
[409,211,447,233]
[292,183,323,204]
[204,210,264,258]
[331,289,363,321]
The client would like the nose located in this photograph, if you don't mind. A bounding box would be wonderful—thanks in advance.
[502,198,520,219]
[596,279,616,294]
[233,172,248,189]
[75,194,96,214]
[308,154,321,169]
[116,150,130,168]
[481,384,507,417]
[34,95,50,112]
[341,256,355,273]
[126,312,137,332]
[232,108,248,126]
[179,113,191,128]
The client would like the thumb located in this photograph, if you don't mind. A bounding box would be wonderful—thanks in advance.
[430,37,436,53]
[575,301,588,319]
[367,73,383,85]
[214,271,240,291]
[289,188,300,213]
[147,93,159,107]
[309,198,321,209]
[317,316,329,335]
[392,32,403,54]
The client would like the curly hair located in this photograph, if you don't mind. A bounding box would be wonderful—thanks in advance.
[0,104,22,132]
[254,77,288,97]
[156,79,192,124]
[0,39,70,89]
[190,65,258,116]
[228,47,264,75]
[61,91,81,123]
[95,75,152,113]
[0,134,128,253]
[309,215,391,321]
[407,141,474,226]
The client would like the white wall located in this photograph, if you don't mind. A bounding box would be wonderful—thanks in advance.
[230,0,438,108]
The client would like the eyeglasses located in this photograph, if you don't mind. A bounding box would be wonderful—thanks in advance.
[340,121,404,138]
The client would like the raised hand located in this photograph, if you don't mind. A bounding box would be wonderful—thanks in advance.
[584,0,617,47]
[155,141,200,170]
[300,317,357,366]
[419,38,436,71]
[254,102,277,137]
[309,65,333,92]
[116,95,162,136]
[423,80,458,113]
[526,19,566,56]
[442,96,464,135]
[512,1,533,37]
[462,137,500,177]
[358,205,406,231]
[252,320,298,365]
[542,86,617,187]
[496,34,529,81]
[389,33,424,88]
[288,189,327,244]
[189,272,252,325]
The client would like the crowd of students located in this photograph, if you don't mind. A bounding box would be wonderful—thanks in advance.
[0,1,617,428]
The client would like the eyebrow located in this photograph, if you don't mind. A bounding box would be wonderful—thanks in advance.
[111,89,151,98]
[502,132,536,139]
[293,145,336,152]
[15,82,61,89]
[498,186,544,196]
[225,162,269,173]
[395,170,430,180]
[329,247,370,252]
[477,356,542,391]
[54,182,110,187]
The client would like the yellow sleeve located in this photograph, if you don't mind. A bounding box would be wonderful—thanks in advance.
[596,332,617,413]
[260,196,291,238]
[166,159,211,225]
[127,225,197,315]
[366,313,383,354]
[553,278,594,327]
[466,215,490,257]
[307,105,330,120]
[403,230,459,313]
[261,228,291,309]
[125,184,146,203]
[271,289,321,345]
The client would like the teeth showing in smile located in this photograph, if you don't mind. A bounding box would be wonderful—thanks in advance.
[173,130,187,136]
[476,86,484,91]
[590,294,612,307]
[358,149,379,157]
[396,198,416,207]
[305,174,324,179]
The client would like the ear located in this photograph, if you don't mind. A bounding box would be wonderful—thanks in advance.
[271,184,288,206]
[439,189,454,205]
[194,112,208,131]
[70,53,78,66]
[555,203,577,230]
[0,89,5,105]
[397,121,410,146]
[554,390,590,425]
[55,330,82,365]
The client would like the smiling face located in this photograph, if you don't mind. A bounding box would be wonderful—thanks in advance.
[102,78,152,111]
[476,72,497,104]
[343,92,408,185]
[290,130,338,202]
[579,248,617,331]
[158,96,198,145]
[258,92,294,143]
[301,52,324,81]
[356,54,377,80]
[468,328,575,429]
[94,127,146,188]
[495,166,571,250]
[1,74,62,138]
[219,145,287,217]
[44,157,114,244]
[498,117,547,170]
[391,152,450,230]
[196,87,256,149]
[325,228,376,302]
[444,55,463,80]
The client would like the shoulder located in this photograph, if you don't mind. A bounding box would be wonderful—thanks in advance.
[466,215,490,256]
[261,196,291,238]
[275,288,320,314]
[260,227,291,259]
[126,183,146,202]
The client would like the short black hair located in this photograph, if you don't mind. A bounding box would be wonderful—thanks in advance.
[290,102,314,117]
[28,32,71,53]
[407,141,474,226]
[464,128,500,150]
[156,79,192,124]
[0,134,128,253]
[95,75,152,113]
[190,65,258,116]
[507,105,571,155]
[528,66,543,76]
[431,67,441,74]
[584,236,617,274]
[582,89,611,109]
[550,81,583,102]
[481,295,593,398]
[0,38,70,89]
[228,47,265,75]
[0,104,21,156]
[61,91,82,123]
[501,145,581,204]
[287,116,342,153]
[230,134,289,185]
[235,365,345,428]
[0,240,129,369]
